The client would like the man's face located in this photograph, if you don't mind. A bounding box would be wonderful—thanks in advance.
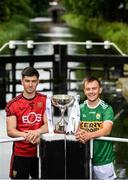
[84,80,102,102]
[21,76,39,95]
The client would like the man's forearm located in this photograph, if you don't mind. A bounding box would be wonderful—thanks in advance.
[7,129,26,138]
[37,123,48,135]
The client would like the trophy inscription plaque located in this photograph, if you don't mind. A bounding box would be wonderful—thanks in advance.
[52,94,75,133]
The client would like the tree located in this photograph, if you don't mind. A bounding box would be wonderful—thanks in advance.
[0,0,34,21]
[62,0,127,22]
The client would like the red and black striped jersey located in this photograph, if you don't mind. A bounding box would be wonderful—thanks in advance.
[5,92,47,157]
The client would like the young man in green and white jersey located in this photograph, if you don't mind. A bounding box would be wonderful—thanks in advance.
[75,76,116,180]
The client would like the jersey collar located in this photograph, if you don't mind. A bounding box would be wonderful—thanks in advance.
[85,99,101,109]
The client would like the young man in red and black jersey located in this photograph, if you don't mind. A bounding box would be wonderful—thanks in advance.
[5,67,48,179]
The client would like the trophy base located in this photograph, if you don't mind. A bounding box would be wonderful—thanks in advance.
[54,125,66,134]
[54,130,66,134]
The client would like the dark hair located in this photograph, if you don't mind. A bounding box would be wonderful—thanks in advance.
[83,76,101,88]
[22,67,39,78]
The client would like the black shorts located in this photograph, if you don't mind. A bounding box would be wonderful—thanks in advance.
[10,154,39,179]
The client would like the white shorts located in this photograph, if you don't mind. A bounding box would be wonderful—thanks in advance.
[93,162,117,180]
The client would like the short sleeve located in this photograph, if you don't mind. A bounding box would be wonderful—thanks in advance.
[103,106,114,122]
[5,103,16,117]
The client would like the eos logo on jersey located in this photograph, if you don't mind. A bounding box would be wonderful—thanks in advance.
[22,112,42,124]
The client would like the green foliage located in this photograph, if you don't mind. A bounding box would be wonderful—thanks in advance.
[0,15,29,46]
[62,0,126,21]
[62,14,87,31]
[0,0,49,46]
[63,13,128,54]
[0,0,49,21]
[30,0,49,16]
[0,0,34,21]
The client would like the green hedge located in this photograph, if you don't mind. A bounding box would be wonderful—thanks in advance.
[63,13,128,54]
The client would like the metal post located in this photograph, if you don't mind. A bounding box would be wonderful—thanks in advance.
[53,44,68,95]
[53,44,61,115]
[85,62,91,76]
[0,63,6,108]
[37,144,41,179]
[27,40,35,67]
[89,139,93,180]
[9,41,17,98]
[60,45,67,94]
[53,44,61,94]
[103,64,110,80]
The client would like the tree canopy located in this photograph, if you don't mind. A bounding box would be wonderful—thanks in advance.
[62,0,128,22]
[0,0,49,21]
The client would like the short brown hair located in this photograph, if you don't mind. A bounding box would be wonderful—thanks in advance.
[22,67,39,78]
[83,76,101,89]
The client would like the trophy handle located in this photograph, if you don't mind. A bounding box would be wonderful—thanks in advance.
[51,99,63,108]
[65,97,75,108]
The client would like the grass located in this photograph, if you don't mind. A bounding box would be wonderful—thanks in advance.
[62,13,128,54]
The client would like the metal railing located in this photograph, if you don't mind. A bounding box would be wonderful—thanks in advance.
[0,136,41,179]
[89,136,128,179]
[0,137,24,143]
[0,40,125,56]
[0,135,128,179]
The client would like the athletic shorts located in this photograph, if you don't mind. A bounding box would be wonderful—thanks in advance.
[10,154,39,179]
[93,162,117,180]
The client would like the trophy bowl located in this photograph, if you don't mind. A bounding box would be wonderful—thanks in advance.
[51,94,75,133]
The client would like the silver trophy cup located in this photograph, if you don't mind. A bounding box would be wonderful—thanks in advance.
[51,94,75,133]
